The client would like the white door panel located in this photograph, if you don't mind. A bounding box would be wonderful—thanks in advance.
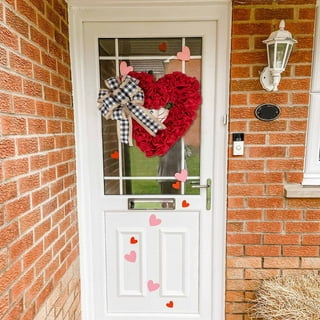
[83,21,214,319]
[105,211,199,313]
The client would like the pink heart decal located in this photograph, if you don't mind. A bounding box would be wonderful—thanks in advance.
[147,280,160,291]
[120,61,133,76]
[149,214,161,226]
[177,46,190,61]
[124,250,136,263]
[175,169,188,182]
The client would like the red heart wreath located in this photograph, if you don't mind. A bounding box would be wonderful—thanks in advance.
[129,71,201,157]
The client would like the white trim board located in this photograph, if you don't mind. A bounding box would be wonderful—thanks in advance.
[302,2,320,185]
[68,0,231,7]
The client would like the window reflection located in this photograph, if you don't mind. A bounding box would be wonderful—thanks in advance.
[158,140,183,195]
[118,38,182,56]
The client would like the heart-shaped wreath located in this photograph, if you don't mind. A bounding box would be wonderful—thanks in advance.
[129,71,201,157]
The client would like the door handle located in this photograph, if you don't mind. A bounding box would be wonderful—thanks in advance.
[191,183,210,189]
[191,178,212,210]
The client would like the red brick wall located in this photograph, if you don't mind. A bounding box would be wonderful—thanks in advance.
[0,0,80,319]
[227,0,319,319]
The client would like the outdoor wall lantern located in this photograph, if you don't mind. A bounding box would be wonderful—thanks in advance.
[260,20,297,92]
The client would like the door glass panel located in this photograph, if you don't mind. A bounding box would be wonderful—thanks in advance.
[99,60,116,86]
[125,180,162,195]
[99,37,202,195]
[185,37,202,55]
[104,179,120,195]
[185,59,201,183]
[118,38,182,56]
[122,144,158,177]
[102,118,119,177]
[99,38,115,56]
[163,58,182,73]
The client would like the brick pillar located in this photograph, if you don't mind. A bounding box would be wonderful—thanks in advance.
[226,1,319,319]
[0,0,80,319]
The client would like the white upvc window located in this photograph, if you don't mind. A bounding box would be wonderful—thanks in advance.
[302,0,320,186]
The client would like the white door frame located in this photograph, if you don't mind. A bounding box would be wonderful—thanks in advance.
[68,1,231,319]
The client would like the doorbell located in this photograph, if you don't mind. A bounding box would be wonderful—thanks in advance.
[232,133,244,156]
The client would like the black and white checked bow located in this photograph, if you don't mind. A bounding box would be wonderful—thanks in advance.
[98,75,166,145]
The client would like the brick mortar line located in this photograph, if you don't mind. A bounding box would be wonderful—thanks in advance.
[0,1,69,43]
[0,118,72,134]
[1,159,76,194]
[1,183,77,225]
[35,257,80,319]
[7,245,80,319]
[0,206,78,296]
[0,65,72,102]
[0,34,71,76]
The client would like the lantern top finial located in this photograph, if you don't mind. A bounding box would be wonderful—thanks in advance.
[279,19,285,30]
[263,19,297,44]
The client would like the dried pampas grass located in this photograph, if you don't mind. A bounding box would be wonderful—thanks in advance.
[250,272,320,320]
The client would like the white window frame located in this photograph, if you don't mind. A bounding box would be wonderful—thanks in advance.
[302,0,320,186]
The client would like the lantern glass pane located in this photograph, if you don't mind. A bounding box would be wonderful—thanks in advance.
[283,44,293,68]
[268,44,275,68]
[275,43,287,69]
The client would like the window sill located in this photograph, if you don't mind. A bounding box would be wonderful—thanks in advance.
[285,184,320,198]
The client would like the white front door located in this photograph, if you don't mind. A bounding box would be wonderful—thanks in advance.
[70,2,230,320]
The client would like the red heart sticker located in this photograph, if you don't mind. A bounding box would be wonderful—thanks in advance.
[158,42,167,52]
[182,200,190,208]
[166,301,174,308]
[129,71,201,157]
[110,150,119,159]
[172,181,181,190]
[130,236,138,244]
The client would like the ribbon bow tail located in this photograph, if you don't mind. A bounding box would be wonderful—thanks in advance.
[112,107,133,146]
[127,103,166,137]
[97,88,119,120]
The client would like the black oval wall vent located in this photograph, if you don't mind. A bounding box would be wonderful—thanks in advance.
[254,103,280,121]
